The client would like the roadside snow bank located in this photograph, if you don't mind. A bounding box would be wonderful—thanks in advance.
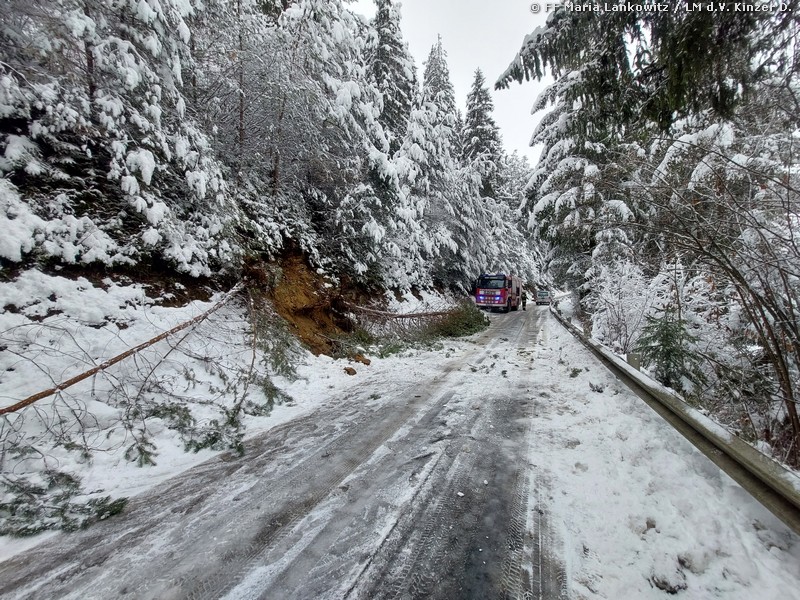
[0,272,456,559]
[532,316,800,598]
[0,271,292,541]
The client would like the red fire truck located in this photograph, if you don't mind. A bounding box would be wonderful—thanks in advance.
[474,273,523,312]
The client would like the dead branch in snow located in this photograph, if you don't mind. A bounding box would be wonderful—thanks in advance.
[0,282,245,416]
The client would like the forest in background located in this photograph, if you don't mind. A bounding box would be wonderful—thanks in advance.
[0,0,539,291]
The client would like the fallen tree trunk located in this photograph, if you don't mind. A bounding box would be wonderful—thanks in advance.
[342,301,451,319]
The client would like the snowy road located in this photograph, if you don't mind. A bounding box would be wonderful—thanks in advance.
[1,308,798,599]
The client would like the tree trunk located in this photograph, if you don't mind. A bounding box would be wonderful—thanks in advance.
[83,2,96,120]
[237,0,245,182]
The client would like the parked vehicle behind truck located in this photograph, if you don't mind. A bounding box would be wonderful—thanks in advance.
[535,289,552,305]
[474,273,522,312]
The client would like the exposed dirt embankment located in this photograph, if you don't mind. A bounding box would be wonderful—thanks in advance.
[260,254,353,356]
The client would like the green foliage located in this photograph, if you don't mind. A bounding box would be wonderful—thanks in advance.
[251,300,300,380]
[184,410,245,456]
[376,339,406,358]
[242,375,292,417]
[635,307,705,391]
[350,326,378,347]
[147,404,195,435]
[330,327,377,359]
[426,301,489,339]
[87,497,128,523]
[0,471,128,537]
[124,436,158,467]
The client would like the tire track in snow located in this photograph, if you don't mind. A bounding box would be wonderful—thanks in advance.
[500,423,535,600]
[246,389,464,599]
[0,309,557,600]
[345,309,548,600]
[529,471,569,600]
[177,386,466,599]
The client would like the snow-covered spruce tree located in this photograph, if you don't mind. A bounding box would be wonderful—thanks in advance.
[462,69,501,197]
[595,86,800,461]
[186,0,298,258]
[386,36,541,291]
[499,5,799,270]
[405,37,479,287]
[422,35,456,115]
[501,64,624,293]
[500,7,787,130]
[494,150,532,208]
[494,150,544,284]
[452,107,465,164]
[499,10,660,292]
[0,0,234,275]
[497,5,795,284]
[389,90,454,286]
[635,306,705,392]
[366,0,417,154]
[187,0,284,180]
[280,0,397,282]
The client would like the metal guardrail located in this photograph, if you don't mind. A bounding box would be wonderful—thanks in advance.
[549,304,800,536]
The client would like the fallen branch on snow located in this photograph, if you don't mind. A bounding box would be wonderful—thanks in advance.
[0,282,245,416]
[342,301,451,319]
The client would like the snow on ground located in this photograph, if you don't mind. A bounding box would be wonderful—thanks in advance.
[384,287,458,313]
[0,272,452,560]
[530,312,800,598]
[1,274,798,598]
[0,271,323,551]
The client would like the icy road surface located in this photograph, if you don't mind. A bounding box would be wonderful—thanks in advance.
[1,307,798,599]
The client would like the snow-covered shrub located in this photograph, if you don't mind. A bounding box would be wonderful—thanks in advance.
[585,260,654,353]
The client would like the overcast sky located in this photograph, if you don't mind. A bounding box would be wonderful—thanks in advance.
[350,0,550,165]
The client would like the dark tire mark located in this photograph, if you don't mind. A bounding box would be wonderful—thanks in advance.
[529,473,569,600]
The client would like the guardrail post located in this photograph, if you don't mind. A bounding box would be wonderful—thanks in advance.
[626,352,642,371]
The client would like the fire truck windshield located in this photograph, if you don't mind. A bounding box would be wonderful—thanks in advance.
[477,277,505,289]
